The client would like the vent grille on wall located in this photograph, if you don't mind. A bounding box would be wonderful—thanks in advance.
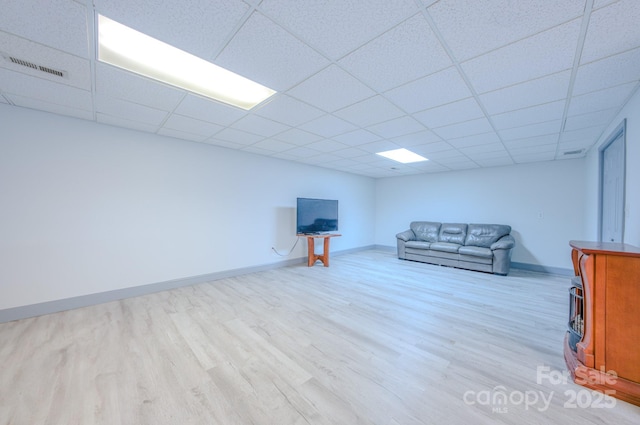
[4,55,65,78]
[563,149,585,156]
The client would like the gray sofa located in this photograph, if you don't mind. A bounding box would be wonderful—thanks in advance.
[396,222,515,275]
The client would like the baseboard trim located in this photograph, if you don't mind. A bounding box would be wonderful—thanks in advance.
[511,262,573,276]
[0,245,376,324]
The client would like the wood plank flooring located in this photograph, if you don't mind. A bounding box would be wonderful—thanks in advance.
[1,249,639,424]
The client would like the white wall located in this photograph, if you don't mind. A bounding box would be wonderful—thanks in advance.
[0,105,376,310]
[375,160,587,270]
[584,87,640,246]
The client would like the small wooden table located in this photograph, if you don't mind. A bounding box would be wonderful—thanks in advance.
[298,234,341,267]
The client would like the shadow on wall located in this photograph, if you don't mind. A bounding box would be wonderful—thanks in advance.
[510,230,537,265]
[273,206,299,254]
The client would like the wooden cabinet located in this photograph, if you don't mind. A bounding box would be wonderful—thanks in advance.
[565,241,640,406]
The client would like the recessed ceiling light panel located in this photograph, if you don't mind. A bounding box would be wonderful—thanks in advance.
[97,15,276,110]
[376,148,428,164]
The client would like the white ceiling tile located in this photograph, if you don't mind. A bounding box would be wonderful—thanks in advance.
[0,31,92,90]
[568,82,638,116]
[156,127,208,143]
[491,101,566,130]
[254,94,324,126]
[418,149,464,160]
[413,97,484,129]
[368,116,425,138]
[432,118,494,140]
[205,139,247,150]
[0,68,92,111]
[385,67,471,113]
[97,113,160,133]
[305,139,350,153]
[479,71,571,114]
[282,146,323,159]
[273,128,322,145]
[0,0,88,57]
[475,157,515,167]
[560,126,606,143]
[299,114,358,138]
[428,0,585,61]
[564,109,618,132]
[446,161,480,170]
[499,120,562,141]
[581,0,640,64]
[338,14,451,92]
[512,151,556,163]
[0,94,9,104]
[230,114,289,137]
[331,129,382,146]
[358,140,402,154]
[447,132,501,149]
[9,95,93,121]
[593,0,619,8]
[508,143,557,156]
[214,128,264,145]
[461,19,581,93]
[300,152,342,164]
[259,0,418,59]
[334,96,405,126]
[94,0,249,59]
[162,114,223,137]
[461,144,508,158]
[215,12,329,91]
[573,48,640,95]
[503,134,558,150]
[459,143,506,156]
[430,154,472,165]
[390,130,442,147]
[287,65,375,112]
[249,139,297,153]
[174,94,247,126]
[96,95,168,126]
[410,141,456,155]
[95,64,185,111]
[331,147,369,159]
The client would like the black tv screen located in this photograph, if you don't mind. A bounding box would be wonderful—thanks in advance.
[296,198,338,234]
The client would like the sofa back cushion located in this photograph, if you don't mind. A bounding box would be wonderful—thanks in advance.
[438,223,467,244]
[465,224,512,248]
[410,221,441,242]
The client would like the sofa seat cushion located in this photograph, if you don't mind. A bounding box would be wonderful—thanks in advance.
[459,245,493,259]
[429,242,461,253]
[405,241,431,250]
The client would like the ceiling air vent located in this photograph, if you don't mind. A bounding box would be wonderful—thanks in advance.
[563,149,584,156]
[5,55,65,78]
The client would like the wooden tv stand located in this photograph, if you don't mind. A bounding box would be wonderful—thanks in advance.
[298,234,341,267]
[565,240,640,406]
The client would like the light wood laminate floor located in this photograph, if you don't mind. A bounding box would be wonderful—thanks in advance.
[1,249,639,424]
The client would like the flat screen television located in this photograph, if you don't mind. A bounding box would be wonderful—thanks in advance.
[296,198,338,234]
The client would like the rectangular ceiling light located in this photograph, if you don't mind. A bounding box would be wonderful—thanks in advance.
[97,15,276,110]
[376,148,428,163]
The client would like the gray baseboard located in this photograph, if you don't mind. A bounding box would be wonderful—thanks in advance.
[0,245,571,324]
[0,245,376,324]
[510,262,573,276]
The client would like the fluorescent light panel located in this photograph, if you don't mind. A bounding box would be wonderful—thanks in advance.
[97,15,276,110]
[376,148,428,163]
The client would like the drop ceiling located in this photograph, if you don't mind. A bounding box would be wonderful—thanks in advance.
[1,0,639,178]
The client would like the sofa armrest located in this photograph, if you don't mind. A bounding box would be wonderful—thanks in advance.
[396,229,415,242]
[491,234,515,250]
